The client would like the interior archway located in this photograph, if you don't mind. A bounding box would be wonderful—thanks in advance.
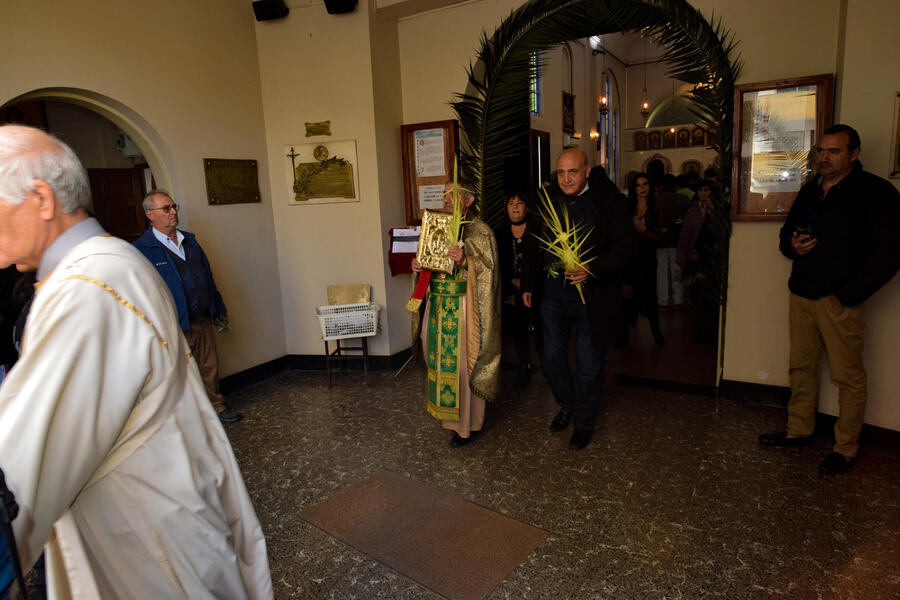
[455,0,741,385]
[1,87,175,196]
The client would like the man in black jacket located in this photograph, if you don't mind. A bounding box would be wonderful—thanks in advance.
[760,124,900,474]
[522,149,636,449]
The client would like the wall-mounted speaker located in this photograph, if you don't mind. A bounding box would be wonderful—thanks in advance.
[253,0,289,21]
[324,0,358,15]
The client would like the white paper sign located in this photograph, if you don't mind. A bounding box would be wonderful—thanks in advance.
[414,129,446,177]
[418,184,446,210]
[391,226,420,253]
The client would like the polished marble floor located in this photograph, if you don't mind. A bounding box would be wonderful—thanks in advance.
[225,366,900,600]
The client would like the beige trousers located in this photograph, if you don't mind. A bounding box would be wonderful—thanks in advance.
[184,319,225,413]
[787,293,866,457]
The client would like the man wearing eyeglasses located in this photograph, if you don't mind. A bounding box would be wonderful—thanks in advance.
[135,191,242,423]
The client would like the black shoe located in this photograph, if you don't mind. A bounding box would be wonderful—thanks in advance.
[819,451,855,475]
[217,408,243,423]
[758,431,812,447]
[569,428,592,450]
[449,432,477,447]
[512,365,531,389]
[549,409,572,433]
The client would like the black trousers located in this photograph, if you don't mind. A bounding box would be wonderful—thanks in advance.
[540,293,607,430]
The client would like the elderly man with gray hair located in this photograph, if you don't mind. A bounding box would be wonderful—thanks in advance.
[134,189,241,423]
[0,125,272,598]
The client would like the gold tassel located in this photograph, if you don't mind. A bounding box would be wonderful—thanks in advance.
[406,297,421,312]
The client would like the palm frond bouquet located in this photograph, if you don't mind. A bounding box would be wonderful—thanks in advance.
[444,157,471,253]
[534,186,594,304]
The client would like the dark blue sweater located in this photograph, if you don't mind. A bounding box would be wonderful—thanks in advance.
[134,228,227,331]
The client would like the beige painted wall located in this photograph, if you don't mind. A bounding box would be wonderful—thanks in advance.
[0,0,286,377]
[255,1,410,356]
[370,4,417,354]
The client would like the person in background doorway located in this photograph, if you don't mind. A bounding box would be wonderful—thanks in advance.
[620,173,665,346]
[497,189,542,388]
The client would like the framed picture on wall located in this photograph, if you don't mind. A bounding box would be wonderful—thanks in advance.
[562,92,575,134]
[731,73,834,220]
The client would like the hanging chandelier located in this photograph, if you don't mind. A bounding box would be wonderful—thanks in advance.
[599,34,610,116]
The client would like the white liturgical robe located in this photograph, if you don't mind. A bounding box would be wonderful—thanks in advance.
[0,234,272,599]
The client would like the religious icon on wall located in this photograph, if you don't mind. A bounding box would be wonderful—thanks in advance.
[634,131,648,151]
[691,127,707,147]
[663,129,676,149]
[681,159,703,176]
[648,130,661,150]
[676,128,691,148]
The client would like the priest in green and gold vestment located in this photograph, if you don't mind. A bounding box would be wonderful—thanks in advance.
[411,179,501,447]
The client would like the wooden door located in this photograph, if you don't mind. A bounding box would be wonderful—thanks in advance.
[88,168,146,242]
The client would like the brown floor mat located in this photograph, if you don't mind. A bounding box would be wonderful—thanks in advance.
[298,469,549,600]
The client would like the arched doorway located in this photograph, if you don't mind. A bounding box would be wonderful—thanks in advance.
[1,88,175,240]
[455,0,741,386]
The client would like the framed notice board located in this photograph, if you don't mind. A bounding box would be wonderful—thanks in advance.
[401,119,459,225]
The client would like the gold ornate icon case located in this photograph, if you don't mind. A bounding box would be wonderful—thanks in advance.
[416,209,455,274]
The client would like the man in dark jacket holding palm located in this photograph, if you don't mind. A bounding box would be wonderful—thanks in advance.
[522,149,637,449]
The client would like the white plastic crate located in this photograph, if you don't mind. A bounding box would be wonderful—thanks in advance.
[316,302,380,341]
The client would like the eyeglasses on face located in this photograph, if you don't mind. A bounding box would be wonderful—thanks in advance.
[148,203,179,213]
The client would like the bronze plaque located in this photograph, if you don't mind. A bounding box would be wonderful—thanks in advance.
[416,209,455,274]
[203,159,261,205]
[305,121,332,137]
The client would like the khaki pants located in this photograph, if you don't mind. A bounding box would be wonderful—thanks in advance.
[787,293,866,457]
[185,319,225,413]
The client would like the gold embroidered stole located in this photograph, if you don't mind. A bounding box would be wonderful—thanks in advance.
[425,271,466,420]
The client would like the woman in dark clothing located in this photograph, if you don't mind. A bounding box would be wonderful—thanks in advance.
[496,189,542,388]
[621,173,665,346]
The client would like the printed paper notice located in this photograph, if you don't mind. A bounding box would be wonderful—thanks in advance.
[414,129,446,177]
[418,184,446,210]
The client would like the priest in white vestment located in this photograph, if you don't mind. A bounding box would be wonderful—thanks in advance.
[0,125,273,599]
